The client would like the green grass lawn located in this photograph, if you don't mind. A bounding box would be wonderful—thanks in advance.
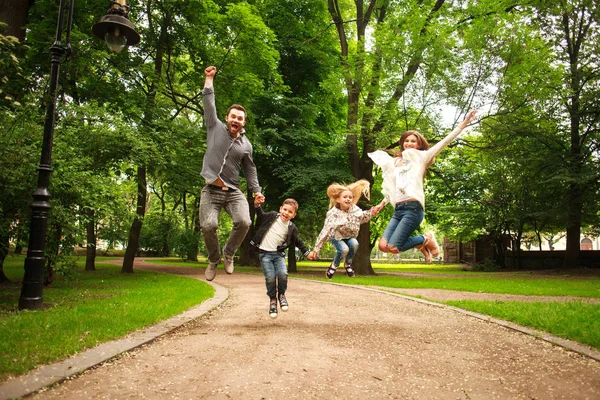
[445,300,600,349]
[0,255,213,381]
[1,254,599,382]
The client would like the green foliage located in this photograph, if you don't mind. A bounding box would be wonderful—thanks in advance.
[140,211,181,256]
[425,0,600,248]
[51,256,79,280]
[174,229,200,261]
[2,0,599,277]
[471,258,500,272]
[0,30,28,110]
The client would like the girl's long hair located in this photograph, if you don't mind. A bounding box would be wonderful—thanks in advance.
[327,179,370,209]
[391,130,434,176]
[392,130,430,157]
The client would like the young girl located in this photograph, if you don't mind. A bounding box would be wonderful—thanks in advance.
[368,109,477,263]
[308,180,386,279]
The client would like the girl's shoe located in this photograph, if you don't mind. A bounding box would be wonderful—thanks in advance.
[344,262,355,277]
[326,263,337,279]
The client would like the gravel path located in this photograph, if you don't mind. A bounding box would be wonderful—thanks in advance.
[31,262,600,400]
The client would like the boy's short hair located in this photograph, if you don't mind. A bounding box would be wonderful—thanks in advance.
[282,198,299,212]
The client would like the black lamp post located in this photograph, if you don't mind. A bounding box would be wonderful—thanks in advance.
[18,0,140,310]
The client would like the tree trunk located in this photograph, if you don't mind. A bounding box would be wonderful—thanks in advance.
[121,3,170,270]
[355,223,375,275]
[239,191,259,267]
[0,0,30,41]
[44,223,61,286]
[561,7,588,268]
[0,227,11,283]
[189,196,200,262]
[161,229,170,257]
[288,249,297,273]
[85,208,96,271]
[122,166,147,273]
[564,187,583,267]
[14,219,24,254]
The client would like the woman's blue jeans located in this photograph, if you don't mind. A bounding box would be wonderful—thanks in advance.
[330,237,358,267]
[382,201,425,251]
[259,252,288,299]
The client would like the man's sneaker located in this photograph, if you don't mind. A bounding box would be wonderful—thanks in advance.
[205,262,218,281]
[269,300,278,319]
[223,249,234,274]
[279,293,289,312]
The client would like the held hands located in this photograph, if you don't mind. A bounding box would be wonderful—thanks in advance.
[371,200,387,215]
[307,251,317,261]
[459,109,477,129]
[253,193,265,207]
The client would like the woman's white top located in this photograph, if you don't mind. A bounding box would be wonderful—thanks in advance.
[368,125,466,211]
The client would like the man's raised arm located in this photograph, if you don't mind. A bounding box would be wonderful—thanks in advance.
[202,66,218,128]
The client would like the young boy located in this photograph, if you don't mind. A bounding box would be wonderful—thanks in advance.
[250,198,310,319]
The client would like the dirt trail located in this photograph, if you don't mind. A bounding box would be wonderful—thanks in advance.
[31,261,600,399]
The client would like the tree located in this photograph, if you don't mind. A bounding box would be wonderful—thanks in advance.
[0,31,35,282]
[326,0,500,273]
[0,0,31,41]
[535,0,600,266]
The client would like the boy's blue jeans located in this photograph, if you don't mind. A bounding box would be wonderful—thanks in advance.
[382,201,425,251]
[259,252,288,299]
[330,237,358,267]
[199,185,251,264]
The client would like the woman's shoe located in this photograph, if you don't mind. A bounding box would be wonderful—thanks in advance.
[414,243,431,264]
[424,232,439,258]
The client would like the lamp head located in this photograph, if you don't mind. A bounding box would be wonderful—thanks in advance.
[92,1,140,53]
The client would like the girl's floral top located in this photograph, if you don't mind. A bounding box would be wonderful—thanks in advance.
[312,205,376,255]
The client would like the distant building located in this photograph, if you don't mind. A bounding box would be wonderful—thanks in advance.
[525,235,599,251]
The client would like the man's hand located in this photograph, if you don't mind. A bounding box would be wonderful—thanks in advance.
[205,66,216,78]
[254,194,265,207]
[308,251,317,260]
[204,66,216,88]
[254,193,265,206]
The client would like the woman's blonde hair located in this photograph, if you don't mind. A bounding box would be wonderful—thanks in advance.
[327,179,370,209]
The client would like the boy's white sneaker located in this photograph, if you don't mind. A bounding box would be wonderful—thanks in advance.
[279,294,289,311]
